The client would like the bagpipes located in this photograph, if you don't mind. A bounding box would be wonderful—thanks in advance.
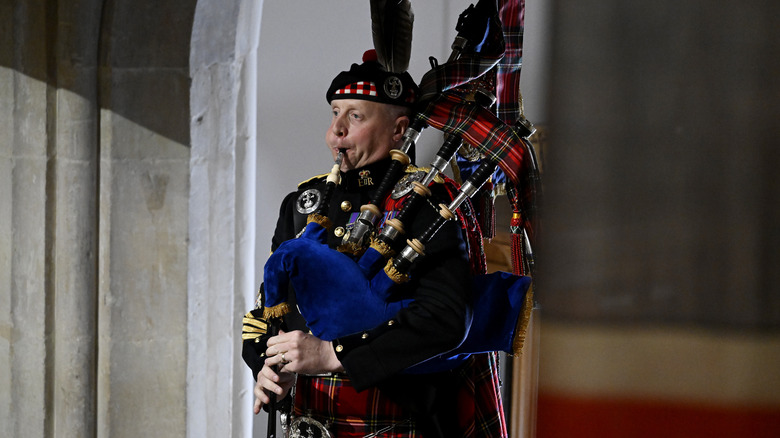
[261,0,539,374]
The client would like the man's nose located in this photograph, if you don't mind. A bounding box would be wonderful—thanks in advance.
[331,116,347,136]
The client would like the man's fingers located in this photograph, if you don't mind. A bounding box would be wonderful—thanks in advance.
[254,379,272,402]
[265,329,289,350]
[253,397,262,415]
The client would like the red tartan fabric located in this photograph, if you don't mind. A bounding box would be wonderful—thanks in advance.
[292,179,505,437]
[496,0,525,124]
[416,1,505,103]
[294,374,416,437]
[417,52,503,103]
[293,354,507,438]
[461,353,508,438]
[496,0,540,273]
[418,93,530,185]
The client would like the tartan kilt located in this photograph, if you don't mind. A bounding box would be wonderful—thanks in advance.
[293,353,507,438]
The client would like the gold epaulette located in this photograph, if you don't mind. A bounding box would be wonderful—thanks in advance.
[404,165,445,184]
[297,173,329,188]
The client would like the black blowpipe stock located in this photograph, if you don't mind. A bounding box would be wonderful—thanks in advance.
[266,317,281,438]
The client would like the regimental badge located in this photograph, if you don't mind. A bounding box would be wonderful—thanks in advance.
[289,415,332,438]
[392,170,426,199]
[295,188,322,214]
[358,169,374,187]
[384,76,403,99]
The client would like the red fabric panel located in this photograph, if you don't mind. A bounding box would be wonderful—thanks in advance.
[537,391,780,438]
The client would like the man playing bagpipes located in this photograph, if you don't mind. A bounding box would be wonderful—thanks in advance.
[245,51,511,437]
[242,1,538,436]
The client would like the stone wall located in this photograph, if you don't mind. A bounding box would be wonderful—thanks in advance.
[1,0,259,436]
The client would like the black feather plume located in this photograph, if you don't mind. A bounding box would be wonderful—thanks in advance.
[370,0,414,73]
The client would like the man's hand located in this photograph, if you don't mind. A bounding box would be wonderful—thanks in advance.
[253,330,344,415]
[265,330,344,374]
[253,364,295,415]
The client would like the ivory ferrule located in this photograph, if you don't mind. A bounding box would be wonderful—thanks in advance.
[326,163,340,184]
[389,149,411,166]
[438,204,456,221]
[411,181,431,197]
[380,218,405,241]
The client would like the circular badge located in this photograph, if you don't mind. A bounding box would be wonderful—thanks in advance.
[289,416,332,438]
[392,171,426,199]
[384,76,403,99]
[295,188,322,214]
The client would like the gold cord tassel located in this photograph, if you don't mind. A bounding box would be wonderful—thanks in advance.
[369,237,396,258]
[384,259,410,284]
[510,286,535,357]
[307,213,332,230]
[263,302,293,320]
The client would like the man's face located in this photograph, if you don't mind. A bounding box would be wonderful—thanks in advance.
[325,99,408,171]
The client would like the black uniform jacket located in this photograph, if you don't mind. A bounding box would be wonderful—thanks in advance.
[271,158,474,392]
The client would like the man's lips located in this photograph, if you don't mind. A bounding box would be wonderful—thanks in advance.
[333,146,351,157]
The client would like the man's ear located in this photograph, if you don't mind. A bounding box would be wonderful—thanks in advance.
[392,115,410,142]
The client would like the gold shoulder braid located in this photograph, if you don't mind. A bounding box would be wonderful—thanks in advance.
[297,173,329,188]
[242,310,268,342]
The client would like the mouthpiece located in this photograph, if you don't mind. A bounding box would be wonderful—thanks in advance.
[327,149,347,185]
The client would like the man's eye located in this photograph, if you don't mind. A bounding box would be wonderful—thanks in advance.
[351,113,361,120]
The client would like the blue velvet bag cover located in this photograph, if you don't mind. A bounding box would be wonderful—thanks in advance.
[263,220,532,373]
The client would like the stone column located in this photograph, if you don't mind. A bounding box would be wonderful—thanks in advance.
[188,1,262,436]
[96,0,194,436]
[1,2,52,435]
[51,1,103,436]
[2,1,102,436]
